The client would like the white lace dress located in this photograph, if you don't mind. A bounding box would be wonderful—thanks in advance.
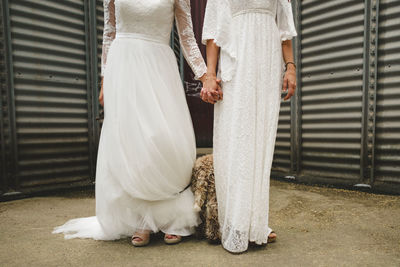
[53,0,207,240]
[202,0,297,253]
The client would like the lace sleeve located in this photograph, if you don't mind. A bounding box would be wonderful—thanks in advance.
[101,0,116,77]
[174,0,207,80]
[276,0,297,41]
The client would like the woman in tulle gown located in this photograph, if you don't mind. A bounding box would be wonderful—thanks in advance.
[201,0,297,253]
[53,0,216,246]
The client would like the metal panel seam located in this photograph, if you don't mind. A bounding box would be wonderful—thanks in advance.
[89,0,99,181]
[0,0,6,190]
[84,0,95,179]
[370,0,380,184]
[360,0,371,183]
[293,0,302,176]
[2,0,18,190]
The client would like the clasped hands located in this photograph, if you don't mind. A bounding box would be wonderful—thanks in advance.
[199,66,297,104]
[199,73,223,104]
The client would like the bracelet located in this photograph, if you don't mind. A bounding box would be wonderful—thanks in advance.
[285,62,296,71]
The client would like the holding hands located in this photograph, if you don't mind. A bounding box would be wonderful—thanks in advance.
[201,40,222,104]
[199,64,297,104]
[200,73,223,104]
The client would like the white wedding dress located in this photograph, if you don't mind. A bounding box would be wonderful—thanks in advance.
[202,0,297,252]
[53,0,206,240]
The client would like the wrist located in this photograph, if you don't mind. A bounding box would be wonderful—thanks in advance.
[206,71,216,78]
[201,72,216,83]
[285,61,296,72]
[286,65,296,72]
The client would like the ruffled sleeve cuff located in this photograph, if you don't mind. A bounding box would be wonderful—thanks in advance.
[277,0,297,41]
[202,0,237,82]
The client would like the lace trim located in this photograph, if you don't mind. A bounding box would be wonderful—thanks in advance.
[101,0,207,80]
[175,0,207,80]
[101,0,116,77]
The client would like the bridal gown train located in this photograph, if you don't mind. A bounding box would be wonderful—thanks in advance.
[53,0,207,240]
[202,0,297,252]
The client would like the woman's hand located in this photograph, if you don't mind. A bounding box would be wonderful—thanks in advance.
[281,40,296,101]
[283,66,296,101]
[99,77,104,107]
[200,73,222,104]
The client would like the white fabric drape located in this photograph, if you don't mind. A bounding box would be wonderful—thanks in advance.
[54,0,206,240]
[202,0,297,253]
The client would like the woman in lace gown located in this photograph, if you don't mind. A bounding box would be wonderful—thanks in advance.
[53,0,212,245]
[201,0,297,253]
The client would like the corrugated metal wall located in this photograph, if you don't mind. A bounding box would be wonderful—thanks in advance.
[1,0,14,195]
[96,0,103,79]
[272,0,400,193]
[0,0,184,198]
[273,94,292,173]
[374,0,400,186]
[1,0,399,197]
[0,0,7,192]
[300,0,365,181]
[4,0,94,194]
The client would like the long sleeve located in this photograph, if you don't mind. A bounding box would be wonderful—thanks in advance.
[174,0,207,80]
[101,0,116,77]
[276,0,297,41]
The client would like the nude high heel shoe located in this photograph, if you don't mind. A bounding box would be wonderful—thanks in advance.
[164,234,182,245]
[131,231,150,247]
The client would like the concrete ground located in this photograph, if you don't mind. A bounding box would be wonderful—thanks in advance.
[1,180,399,267]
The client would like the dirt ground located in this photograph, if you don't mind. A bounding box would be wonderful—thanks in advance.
[1,180,399,267]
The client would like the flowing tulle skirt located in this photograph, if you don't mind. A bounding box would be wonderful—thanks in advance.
[53,34,200,240]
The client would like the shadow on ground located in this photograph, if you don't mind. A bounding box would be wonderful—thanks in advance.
[1,180,399,267]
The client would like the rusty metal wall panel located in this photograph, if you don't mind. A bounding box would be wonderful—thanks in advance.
[299,0,365,181]
[374,0,400,184]
[8,0,92,192]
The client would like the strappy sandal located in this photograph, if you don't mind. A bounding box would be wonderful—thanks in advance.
[164,234,182,245]
[131,231,150,247]
[268,231,277,243]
